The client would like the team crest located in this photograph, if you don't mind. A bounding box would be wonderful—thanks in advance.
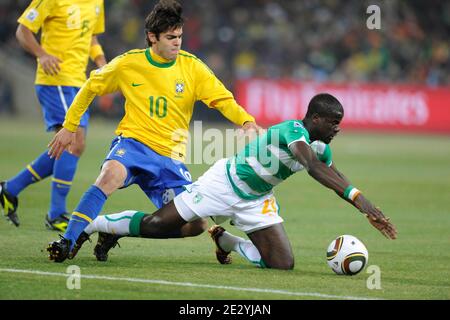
[193,193,203,204]
[175,79,185,96]
[115,148,126,157]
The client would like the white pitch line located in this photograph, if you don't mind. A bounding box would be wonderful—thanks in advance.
[0,268,381,300]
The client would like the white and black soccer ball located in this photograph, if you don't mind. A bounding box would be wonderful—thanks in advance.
[326,235,368,275]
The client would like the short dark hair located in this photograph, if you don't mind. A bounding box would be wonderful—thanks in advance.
[144,0,184,46]
[304,93,344,119]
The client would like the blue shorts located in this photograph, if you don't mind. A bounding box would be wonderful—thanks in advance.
[35,85,89,132]
[105,136,192,209]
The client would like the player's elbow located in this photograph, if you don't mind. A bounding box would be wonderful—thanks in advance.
[15,25,24,42]
[15,24,30,47]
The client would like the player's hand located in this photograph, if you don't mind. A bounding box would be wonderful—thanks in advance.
[38,53,62,76]
[353,194,397,239]
[366,214,397,240]
[48,128,76,159]
[238,121,265,137]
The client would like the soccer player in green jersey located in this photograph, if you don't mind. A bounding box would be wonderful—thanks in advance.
[68,93,397,269]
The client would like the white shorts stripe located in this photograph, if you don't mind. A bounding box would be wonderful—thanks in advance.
[57,86,69,113]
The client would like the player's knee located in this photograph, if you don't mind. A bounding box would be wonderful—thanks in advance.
[283,258,295,270]
[196,218,209,234]
[70,139,86,157]
[269,261,294,270]
[266,256,294,270]
[199,218,208,233]
[95,162,126,195]
[70,128,87,156]
[181,218,208,237]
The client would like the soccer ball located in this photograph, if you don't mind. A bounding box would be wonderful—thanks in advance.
[326,235,368,275]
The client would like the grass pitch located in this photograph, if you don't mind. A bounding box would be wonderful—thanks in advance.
[0,117,449,300]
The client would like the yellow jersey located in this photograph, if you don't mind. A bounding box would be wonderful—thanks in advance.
[17,0,105,87]
[64,48,255,162]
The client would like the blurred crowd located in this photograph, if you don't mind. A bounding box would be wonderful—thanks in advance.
[103,0,450,87]
[0,0,449,115]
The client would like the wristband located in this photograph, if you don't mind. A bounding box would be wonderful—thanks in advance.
[90,44,104,61]
[343,185,361,201]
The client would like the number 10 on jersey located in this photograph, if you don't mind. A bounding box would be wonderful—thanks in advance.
[149,96,168,118]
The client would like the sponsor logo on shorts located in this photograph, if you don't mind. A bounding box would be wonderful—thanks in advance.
[115,148,126,157]
[162,189,176,204]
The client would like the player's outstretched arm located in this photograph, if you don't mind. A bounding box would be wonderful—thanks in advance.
[238,121,265,138]
[290,141,397,239]
[211,98,264,136]
[330,164,397,239]
[291,141,349,195]
[330,164,351,186]
[352,194,397,239]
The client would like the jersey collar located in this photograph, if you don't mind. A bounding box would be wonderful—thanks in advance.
[145,48,176,68]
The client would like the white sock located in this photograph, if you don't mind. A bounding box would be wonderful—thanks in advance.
[84,210,138,236]
[218,231,264,267]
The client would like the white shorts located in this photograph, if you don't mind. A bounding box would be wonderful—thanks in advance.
[174,159,284,233]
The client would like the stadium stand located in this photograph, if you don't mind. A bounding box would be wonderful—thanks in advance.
[0,0,448,117]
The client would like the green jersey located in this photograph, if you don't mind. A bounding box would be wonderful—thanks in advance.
[226,120,332,200]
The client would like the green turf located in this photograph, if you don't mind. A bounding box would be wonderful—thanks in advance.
[0,117,449,300]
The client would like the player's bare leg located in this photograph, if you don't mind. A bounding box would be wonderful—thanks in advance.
[94,160,128,196]
[135,201,207,238]
[211,223,294,270]
[78,201,206,261]
[247,224,294,270]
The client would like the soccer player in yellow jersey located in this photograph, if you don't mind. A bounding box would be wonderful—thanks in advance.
[46,0,262,262]
[0,0,106,231]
